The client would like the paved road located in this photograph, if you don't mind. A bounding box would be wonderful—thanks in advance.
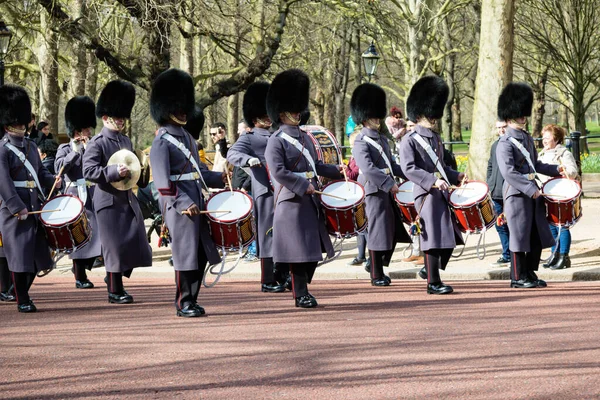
[1,279,599,399]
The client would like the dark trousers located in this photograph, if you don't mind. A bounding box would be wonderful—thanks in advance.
[261,257,276,284]
[289,262,317,298]
[0,257,14,293]
[492,199,510,260]
[11,271,35,305]
[424,248,453,284]
[174,242,208,309]
[510,222,542,281]
[274,263,290,284]
[73,258,95,281]
[357,233,367,260]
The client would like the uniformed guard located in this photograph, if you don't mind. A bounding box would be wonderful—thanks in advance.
[149,69,226,318]
[0,84,61,312]
[82,80,152,304]
[495,82,562,288]
[351,83,411,286]
[227,81,286,293]
[55,96,102,289]
[264,69,343,308]
[400,76,465,295]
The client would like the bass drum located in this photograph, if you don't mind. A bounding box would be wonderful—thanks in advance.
[302,125,343,185]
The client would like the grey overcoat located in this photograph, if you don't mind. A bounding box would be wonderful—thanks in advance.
[0,135,54,273]
[55,143,102,260]
[399,125,464,251]
[82,127,152,273]
[496,127,560,252]
[353,127,411,251]
[150,125,225,270]
[265,124,342,263]
[227,127,274,258]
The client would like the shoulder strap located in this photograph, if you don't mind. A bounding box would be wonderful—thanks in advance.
[362,136,394,175]
[410,132,449,183]
[508,137,537,173]
[4,142,45,199]
[160,132,208,190]
[277,131,317,176]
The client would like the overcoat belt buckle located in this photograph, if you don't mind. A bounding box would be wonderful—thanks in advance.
[434,172,442,179]
[25,181,36,188]
[382,168,390,174]
[306,171,315,179]
[192,172,200,179]
[526,173,535,181]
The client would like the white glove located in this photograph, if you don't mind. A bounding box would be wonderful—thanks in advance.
[248,157,261,167]
[71,140,82,153]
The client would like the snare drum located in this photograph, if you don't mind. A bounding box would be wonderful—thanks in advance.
[449,181,496,233]
[394,181,418,224]
[40,195,91,254]
[542,177,582,227]
[205,190,254,250]
[320,180,367,237]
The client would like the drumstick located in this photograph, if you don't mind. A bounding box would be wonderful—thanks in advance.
[542,193,568,199]
[47,165,65,199]
[432,185,475,190]
[182,210,231,215]
[314,190,347,201]
[14,209,61,217]
[340,164,350,190]
[225,161,233,192]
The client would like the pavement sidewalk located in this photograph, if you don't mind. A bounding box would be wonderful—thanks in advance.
[56,197,600,282]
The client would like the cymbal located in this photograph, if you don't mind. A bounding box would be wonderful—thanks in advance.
[107,149,141,191]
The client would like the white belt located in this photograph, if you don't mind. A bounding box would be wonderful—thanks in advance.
[358,168,390,175]
[293,171,315,179]
[13,180,36,188]
[170,172,200,181]
[71,179,95,187]
[522,173,536,181]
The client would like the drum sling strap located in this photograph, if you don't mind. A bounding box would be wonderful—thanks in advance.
[277,131,318,178]
[160,132,209,191]
[361,136,394,176]
[4,142,46,200]
[508,136,541,188]
[410,132,450,183]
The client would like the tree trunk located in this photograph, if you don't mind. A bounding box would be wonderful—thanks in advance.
[69,0,87,97]
[595,103,599,123]
[313,88,325,126]
[452,96,462,141]
[573,95,589,153]
[179,20,194,75]
[468,0,515,180]
[531,66,548,148]
[39,11,60,135]
[442,16,455,148]
[227,94,240,143]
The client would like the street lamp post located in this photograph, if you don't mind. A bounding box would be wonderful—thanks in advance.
[0,21,13,86]
[361,41,380,83]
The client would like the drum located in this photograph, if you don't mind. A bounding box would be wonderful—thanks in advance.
[542,177,582,227]
[319,180,366,237]
[205,190,254,250]
[394,181,418,224]
[449,181,496,233]
[40,195,91,254]
[303,125,343,185]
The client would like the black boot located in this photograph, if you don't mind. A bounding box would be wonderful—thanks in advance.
[550,254,571,270]
[543,252,559,268]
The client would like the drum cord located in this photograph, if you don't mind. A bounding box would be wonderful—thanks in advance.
[318,237,345,266]
[202,247,245,288]
[452,232,469,258]
[476,229,487,260]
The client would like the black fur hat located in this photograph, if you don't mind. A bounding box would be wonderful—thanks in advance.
[65,96,97,138]
[184,106,205,140]
[497,82,533,121]
[150,69,195,125]
[243,81,270,128]
[406,75,449,122]
[0,84,31,128]
[95,80,136,119]
[266,69,310,123]
[350,83,387,124]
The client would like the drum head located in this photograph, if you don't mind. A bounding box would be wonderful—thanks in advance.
[321,181,365,208]
[449,181,488,206]
[40,195,84,226]
[542,177,581,201]
[205,190,252,222]
[395,181,415,205]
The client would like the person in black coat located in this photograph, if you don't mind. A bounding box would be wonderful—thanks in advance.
[34,121,56,145]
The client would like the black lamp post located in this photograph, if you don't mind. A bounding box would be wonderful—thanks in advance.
[0,21,13,86]
[362,41,380,83]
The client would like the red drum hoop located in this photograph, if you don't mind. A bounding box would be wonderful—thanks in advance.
[394,181,418,225]
[541,177,582,227]
[319,180,366,238]
[205,189,255,250]
[39,194,91,254]
[449,181,496,233]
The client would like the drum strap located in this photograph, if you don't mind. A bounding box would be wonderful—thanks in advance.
[161,133,209,191]
[508,137,538,176]
[4,142,45,199]
[277,132,318,177]
[410,133,450,183]
[362,136,394,176]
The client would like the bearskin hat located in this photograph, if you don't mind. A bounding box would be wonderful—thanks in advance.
[406,76,449,122]
[65,96,97,138]
[0,85,31,128]
[350,83,387,124]
[497,82,533,121]
[150,69,195,125]
[266,69,310,123]
[184,106,205,140]
[243,81,270,128]
[95,80,136,119]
